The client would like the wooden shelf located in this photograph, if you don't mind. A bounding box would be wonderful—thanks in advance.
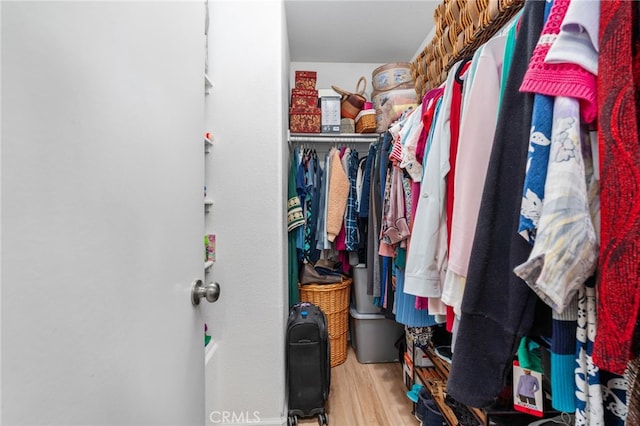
[415,345,561,426]
[415,346,486,426]
[416,367,460,425]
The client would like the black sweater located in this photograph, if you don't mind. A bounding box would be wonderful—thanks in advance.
[446,0,547,408]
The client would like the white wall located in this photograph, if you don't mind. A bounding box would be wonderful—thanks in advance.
[204,1,287,424]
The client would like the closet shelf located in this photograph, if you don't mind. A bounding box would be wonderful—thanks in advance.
[204,137,213,153]
[204,73,213,94]
[205,341,218,366]
[288,132,380,144]
[204,199,214,213]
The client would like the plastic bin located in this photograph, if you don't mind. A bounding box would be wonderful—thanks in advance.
[349,307,405,363]
[351,264,381,314]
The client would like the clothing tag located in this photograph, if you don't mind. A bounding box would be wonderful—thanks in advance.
[513,361,544,417]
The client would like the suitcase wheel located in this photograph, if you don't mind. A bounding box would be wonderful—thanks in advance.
[287,415,298,426]
[317,412,328,425]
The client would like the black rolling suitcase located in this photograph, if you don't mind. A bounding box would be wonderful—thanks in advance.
[286,302,330,426]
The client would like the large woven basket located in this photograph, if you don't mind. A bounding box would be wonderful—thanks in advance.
[299,278,352,367]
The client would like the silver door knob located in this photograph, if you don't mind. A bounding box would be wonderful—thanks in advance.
[191,279,220,305]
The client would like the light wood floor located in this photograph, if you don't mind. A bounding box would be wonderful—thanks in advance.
[298,346,418,426]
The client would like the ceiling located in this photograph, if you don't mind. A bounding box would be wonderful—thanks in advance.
[284,0,439,64]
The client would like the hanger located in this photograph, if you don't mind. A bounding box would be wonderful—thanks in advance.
[454,56,473,85]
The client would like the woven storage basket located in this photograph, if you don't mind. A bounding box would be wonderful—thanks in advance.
[355,110,377,133]
[299,278,352,367]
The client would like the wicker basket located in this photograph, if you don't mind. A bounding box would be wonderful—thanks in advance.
[299,278,352,367]
[355,110,377,134]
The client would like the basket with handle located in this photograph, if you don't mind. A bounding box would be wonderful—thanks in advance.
[331,77,367,120]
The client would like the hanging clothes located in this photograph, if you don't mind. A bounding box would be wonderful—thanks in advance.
[287,147,304,307]
[345,149,359,252]
[302,149,320,263]
[514,96,597,315]
[519,2,598,125]
[442,33,507,316]
[517,0,555,245]
[403,61,461,301]
[315,149,331,252]
[593,0,640,376]
[575,277,605,425]
[446,0,547,408]
[375,132,394,306]
[326,148,350,243]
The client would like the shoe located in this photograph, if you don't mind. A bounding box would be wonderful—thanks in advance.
[415,388,431,422]
[422,398,445,426]
[444,395,479,426]
[434,346,452,364]
[407,384,424,403]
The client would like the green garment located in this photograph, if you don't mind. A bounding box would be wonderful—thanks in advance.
[287,151,303,307]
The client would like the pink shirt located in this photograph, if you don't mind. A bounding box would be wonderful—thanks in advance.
[447,35,507,278]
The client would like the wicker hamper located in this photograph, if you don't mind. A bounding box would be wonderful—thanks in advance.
[299,278,352,367]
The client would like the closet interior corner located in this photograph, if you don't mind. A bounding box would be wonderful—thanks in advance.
[286,0,633,425]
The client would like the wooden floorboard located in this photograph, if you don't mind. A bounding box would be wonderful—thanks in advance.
[298,346,417,426]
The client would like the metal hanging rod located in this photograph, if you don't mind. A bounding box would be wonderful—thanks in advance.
[288,132,380,144]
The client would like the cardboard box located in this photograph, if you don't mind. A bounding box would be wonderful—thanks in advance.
[321,96,341,133]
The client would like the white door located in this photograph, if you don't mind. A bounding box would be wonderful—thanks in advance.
[2,2,207,425]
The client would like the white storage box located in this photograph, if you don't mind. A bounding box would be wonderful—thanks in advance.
[320,95,341,133]
[352,264,381,314]
[349,307,405,363]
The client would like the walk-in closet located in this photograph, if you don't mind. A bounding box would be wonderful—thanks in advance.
[2,1,638,425]
[285,0,637,425]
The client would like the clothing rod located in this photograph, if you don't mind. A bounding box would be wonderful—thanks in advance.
[289,134,379,144]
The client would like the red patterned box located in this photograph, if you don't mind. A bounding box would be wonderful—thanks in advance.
[291,95,318,108]
[295,70,317,89]
[291,88,318,107]
[289,107,321,133]
[292,88,318,98]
